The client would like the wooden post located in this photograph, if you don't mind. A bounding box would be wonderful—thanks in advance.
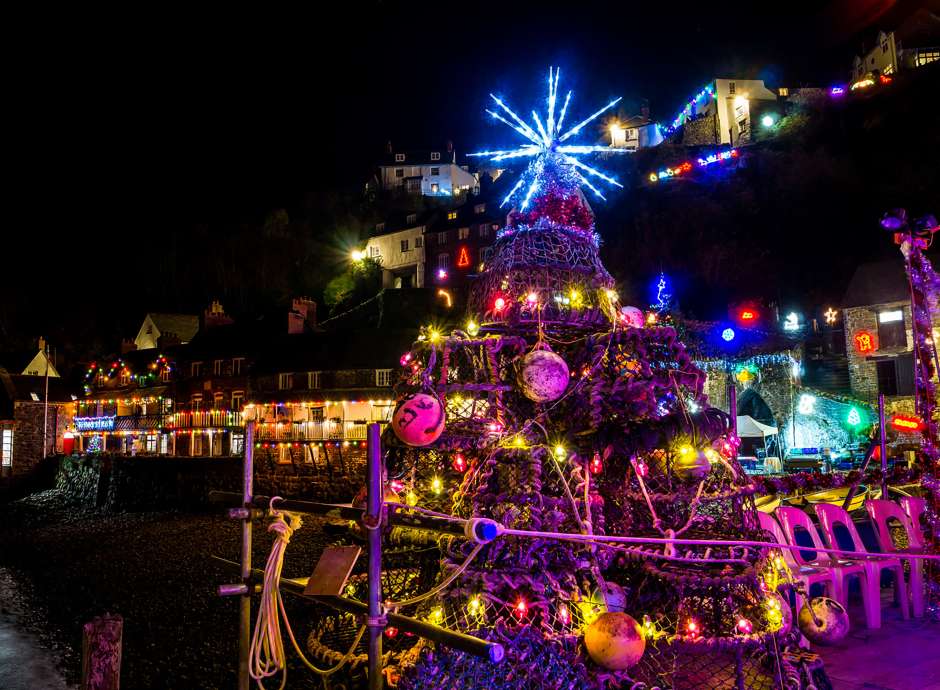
[81,614,123,690]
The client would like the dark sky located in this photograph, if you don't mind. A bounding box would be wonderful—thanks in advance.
[4,0,926,335]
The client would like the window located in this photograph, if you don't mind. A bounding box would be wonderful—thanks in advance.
[414,236,423,248]
[278,444,291,464]
[400,239,410,252]
[213,359,223,376]
[430,167,440,176]
[458,227,470,240]
[877,310,906,349]
[877,355,915,396]
[232,391,244,411]
[430,183,439,194]
[728,82,736,94]
[278,373,293,390]
[191,362,203,377]
[308,371,322,389]
[214,392,224,409]
[160,367,171,382]
[145,434,157,453]
[232,358,244,376]
[478,224,491,239]
[916,50,939,67]
[120,371,130,386]
[192,434,203,456]
[447,211,458,221]
[437,253,450,270]
[191,395,202,412]
[481,246,494,264]
[778,87,789,97]
[1,429,12,467]
[231,433,245,456]
[369,245,380,257]
[430,151,441,161]
[375,222,385,233]
[438,230,448,244]
[395,153,405,162]
[407,213,417,224]
[160,434,169,455]
[395,168,404,178]
[376,369,393,387]
[882,41,888,54]
[474,203,486,214]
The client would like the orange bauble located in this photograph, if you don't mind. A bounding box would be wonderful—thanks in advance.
[584,612,645,670]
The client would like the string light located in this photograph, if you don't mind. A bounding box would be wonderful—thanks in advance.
[736,618,753,634]
[467,596,483,617]
[558,603,570,625]
[686,619,701,639]
[553,444,567,461]
[513,597,529,620]
[431,477,443,494]
[452,453,467,472]
[466,320,480,337]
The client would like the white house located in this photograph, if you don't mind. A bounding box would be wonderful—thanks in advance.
[378,145,480,197]
[709,79,778,145]
[363,223,426,289]
[608,115,663,150]
[852,9,940,81]
[134,313,200,350]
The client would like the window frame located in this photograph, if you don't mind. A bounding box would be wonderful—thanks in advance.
[278,373,294,391]
[375,369,393,387]
[232,358,244,376]
[308,371,322,389]
[400,238,410,253]
[213,359,224,376]
[394,153,405,162]
[430,152,441,161]
[1,428,12,467]
[191,361,203,378]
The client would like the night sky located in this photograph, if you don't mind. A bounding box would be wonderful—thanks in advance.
[4,0,931,346]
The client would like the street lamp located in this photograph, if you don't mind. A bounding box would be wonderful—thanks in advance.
[761,114,776,128]
[351,249,365,262]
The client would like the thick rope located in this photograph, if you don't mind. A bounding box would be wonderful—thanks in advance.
[249,497,365,689]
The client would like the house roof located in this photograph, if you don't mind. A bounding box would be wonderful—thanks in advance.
[380,147,460,166]
[252,329,418,375]
[145,313,200,343]
[843,260,911,307]
[0,368,76,418]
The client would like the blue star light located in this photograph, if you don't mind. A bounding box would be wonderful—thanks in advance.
[470,67,627,209]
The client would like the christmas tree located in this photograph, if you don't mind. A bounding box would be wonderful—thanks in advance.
[382,69,800,689]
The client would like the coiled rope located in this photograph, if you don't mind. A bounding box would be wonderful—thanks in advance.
[249,497,365,689]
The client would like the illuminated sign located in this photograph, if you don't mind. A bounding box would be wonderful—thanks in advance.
[456,246,471,268]
[721,327,736,342]
[853,330,878,354]
[890,415,925,432]
[74,415,116,431]
[830,86,845,96]
[783,312,800,331]
[878,310,903,323]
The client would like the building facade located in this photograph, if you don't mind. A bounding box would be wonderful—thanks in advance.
[377,144,480,197]
[425,200,501,289]
[1,369,75,477]
[364,222,427,289]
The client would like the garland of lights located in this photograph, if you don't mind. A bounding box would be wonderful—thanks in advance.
[660,83,715,134]
[83,355,172,393]
[648,149,739,183]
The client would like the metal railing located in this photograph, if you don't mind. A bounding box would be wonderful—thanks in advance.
[168,410,243,429]
[254,420,385,442]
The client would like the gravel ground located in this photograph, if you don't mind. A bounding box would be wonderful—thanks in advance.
[0,489,340,689]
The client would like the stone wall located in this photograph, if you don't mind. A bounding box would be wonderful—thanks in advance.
[54,449,366,511]
[9,401,72,478]
[681,115,719,146]
[844,302,913,404]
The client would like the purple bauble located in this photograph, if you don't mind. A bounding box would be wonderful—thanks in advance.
[620,306,645,328]
[392,393,445,447]
[519,349,569,403]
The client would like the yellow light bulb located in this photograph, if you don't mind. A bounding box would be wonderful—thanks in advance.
[430,607,443,624]
[405,490,418,506]
[431,477,443,494]
[468,596,482,615]
[466,320,480,336]
[554,445,566,459]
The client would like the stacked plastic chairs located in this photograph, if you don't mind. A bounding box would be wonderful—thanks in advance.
[867,498,925,618]
[814,503,908,628]
[756,511,836,610]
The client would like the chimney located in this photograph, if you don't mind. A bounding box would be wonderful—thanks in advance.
[120,338,137,354]
[386,140,393,154]
[288,297,318,334]
[447,140,453,153]
[204,300,234,329]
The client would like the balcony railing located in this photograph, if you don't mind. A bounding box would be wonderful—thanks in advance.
[255,420,385,442]
[168,410,243,429]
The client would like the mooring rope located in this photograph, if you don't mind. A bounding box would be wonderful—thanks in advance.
[249,497,366,689]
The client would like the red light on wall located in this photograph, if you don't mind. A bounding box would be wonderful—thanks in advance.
[740,309,757,322]
[890,415,925,432]
[456,246,471,268]
[854,330,878,354]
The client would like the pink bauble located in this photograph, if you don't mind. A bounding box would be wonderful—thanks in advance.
[798,597,849,645]
[518,349,569,403]
[391,393,445,447]
[584,612,645,671]
[620,306,645,328]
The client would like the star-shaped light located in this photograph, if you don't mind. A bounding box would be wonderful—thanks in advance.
[824,308,838,324]
[470,67,627,209]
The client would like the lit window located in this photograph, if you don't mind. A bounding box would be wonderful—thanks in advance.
[145,434,157,453]
[729,82,736,94]
[458,227,470,240]
[1,429,12,467]
[447,211,458,220]
[878,313,906,349]
[474,203,486,214]
[231,433,245,456]
[160,368,171,382]
[278,373,293,390]
[278,444,291,464]
[214,392,224,409]
[369,246,380,257]
[120,371,130,386]
[193,434,203,456]
[395,153,405,162]
[308,371,322,389]
[191,395,202,412]
[431,152,441,161]
[878,310,903,323]
[778,87,789,96]
[231,391,244,410]
[376,369,393,387]
[400,239,410,252]
[430,183,439,193]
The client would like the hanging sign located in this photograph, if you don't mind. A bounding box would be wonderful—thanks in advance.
[890,415,925,432]
[853,330,878,354]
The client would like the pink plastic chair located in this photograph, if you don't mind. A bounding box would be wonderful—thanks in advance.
[868,498,923,618]
[776,506,864,610]
[758,510,835,609]
[814,503,903,628]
